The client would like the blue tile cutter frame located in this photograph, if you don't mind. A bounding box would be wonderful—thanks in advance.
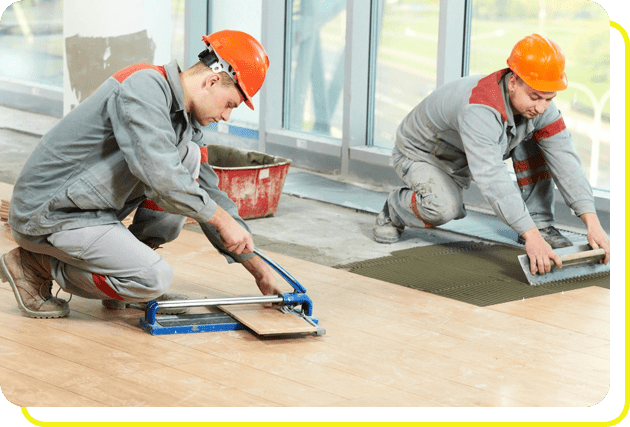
[140,248,325,336]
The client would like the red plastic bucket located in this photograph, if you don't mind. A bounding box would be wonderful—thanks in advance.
[206,145,291,219]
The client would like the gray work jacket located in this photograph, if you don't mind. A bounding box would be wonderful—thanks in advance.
[9,60,251,262]
[395,68,596,235]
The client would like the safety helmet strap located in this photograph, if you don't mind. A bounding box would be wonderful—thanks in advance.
[198,47,247,100]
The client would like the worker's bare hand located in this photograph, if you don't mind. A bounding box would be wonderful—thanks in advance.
[242,256,283,295]
[522,227,562,275]
[207,207,254,255]
[581,213,610,264]
[255,275,283,296]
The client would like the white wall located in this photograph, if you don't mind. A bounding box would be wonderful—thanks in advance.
[63,0,172,114]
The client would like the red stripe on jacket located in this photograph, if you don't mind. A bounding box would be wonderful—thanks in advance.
[512,153,547,174]
[534,118,566,142]
[199,146,208,164]
[92,273,124,300]
[468,68,511,122]
[140,199,163,212]
[112,63,167,83]
[517,170,552,187]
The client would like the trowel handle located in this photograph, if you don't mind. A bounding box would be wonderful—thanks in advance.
[253,248,307,294]
[558,248,605,266]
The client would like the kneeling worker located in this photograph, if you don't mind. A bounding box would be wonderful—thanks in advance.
[373,34,610,276]
[1,30,282,318]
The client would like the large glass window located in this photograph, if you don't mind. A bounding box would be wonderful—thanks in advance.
[0,0,64,87]
[207,0,263,132]
[171,0,186,67]
[285,0,347,139]
[469,0,610,191]
[370,0,440,149]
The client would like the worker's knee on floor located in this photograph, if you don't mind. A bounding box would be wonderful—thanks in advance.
[418,199,465,226]
[420,210,451,226]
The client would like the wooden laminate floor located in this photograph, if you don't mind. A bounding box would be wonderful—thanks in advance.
[0,183,610,408]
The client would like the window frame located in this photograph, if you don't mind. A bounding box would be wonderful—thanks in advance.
[262,0,470,170]
[201,0,610,229]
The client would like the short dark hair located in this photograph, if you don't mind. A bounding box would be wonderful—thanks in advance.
[188,61,234,88]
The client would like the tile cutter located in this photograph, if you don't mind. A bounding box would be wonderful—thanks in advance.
[140,248,325,336]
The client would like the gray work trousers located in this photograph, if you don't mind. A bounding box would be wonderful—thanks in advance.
[12,141,202,302]
[387,139,555,230]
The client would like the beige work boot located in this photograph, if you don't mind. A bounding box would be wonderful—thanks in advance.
[373,202,405,244]
[102,292,190,315]
[0,247,70,318]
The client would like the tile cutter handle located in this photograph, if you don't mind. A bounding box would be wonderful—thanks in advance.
[253,248,307,294]
[252,248,314,316]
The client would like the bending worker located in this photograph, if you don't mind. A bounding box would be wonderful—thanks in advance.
[0,30,282,319]
[373,34,610,276]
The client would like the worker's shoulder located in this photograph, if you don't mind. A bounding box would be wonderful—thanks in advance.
[108,63,173,101]
[428,73,503,108]
[468,69,509,121]
[112,63,168,84]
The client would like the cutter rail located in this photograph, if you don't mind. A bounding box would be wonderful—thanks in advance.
[156,295,284,309]
[140,248,323,336]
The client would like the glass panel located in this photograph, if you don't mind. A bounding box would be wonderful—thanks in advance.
[286,0,347,139]
[208,0,263,131]
[0,0,64,87]
[469,0,610,191]
[171,0,186,67]
[370,0,440,149]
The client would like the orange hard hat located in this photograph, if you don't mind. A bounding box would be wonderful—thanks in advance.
[200,30,270,110]
[507,34,568,92]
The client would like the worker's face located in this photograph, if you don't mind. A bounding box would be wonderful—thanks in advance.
[192,73,244,126]
[508,75,557,119]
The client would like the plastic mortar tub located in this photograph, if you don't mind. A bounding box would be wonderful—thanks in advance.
[206,145,291,219]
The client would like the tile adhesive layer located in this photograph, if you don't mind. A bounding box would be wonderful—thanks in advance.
[335,241,609,307]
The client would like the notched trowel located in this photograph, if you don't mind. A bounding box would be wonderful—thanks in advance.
[518,243,609,286]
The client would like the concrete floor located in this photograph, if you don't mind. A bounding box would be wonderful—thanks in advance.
[214,194,477,267]
[0,105,481,270]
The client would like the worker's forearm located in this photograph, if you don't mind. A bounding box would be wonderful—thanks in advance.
[242,256,267,280]
[520,226,543,243]
[579,212,600,229]
[242,256,283,295]
[206,205,232,231]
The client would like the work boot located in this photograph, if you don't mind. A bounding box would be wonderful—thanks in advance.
[0,247,70,318]
[144,242,163,250]
[102,292,191,315]
[517,225,573,249]
[373,202,405,244]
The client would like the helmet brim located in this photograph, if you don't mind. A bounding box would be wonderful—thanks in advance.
[234,72,255,110]
[521,73,568,92]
